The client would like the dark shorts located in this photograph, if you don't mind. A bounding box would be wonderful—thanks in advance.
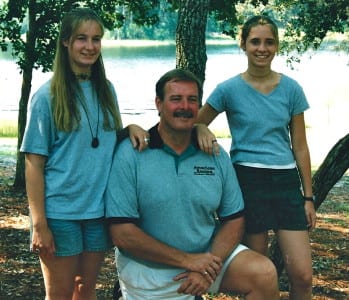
[234,164,308,234]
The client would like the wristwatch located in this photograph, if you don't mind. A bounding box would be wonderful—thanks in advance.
[303,195,315,202]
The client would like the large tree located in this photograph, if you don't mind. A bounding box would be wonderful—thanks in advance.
[175,0,241,91]
[175,0,209,87]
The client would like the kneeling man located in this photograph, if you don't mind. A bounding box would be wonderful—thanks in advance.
[105,69,280,300]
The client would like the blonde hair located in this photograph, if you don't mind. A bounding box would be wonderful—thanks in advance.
[51,7,122,132]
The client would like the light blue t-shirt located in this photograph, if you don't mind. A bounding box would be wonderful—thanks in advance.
[105,124,244,267]
[207,74,309,165]
[21,80,119,219]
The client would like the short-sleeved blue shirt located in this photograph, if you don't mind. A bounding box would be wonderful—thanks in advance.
[105,124,244,265]
[207,74,309,165]
[20,80,119,219]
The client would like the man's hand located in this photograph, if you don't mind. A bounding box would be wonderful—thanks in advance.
[184,252,222,282]
[174,271,212,296]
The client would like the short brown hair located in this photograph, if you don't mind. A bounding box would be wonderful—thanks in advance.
[155,69,203,102]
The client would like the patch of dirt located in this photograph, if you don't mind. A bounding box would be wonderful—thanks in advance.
[0,158,348,299]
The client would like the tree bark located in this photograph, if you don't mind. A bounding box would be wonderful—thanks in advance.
[176,0,209,105]
[13,0,36,189]
[312,133,349,209]
[270,133,349,275]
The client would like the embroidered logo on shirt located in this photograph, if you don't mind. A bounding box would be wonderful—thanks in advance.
[194,166,215,175]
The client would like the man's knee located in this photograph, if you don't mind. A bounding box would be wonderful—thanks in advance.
[219,249,278,294]
[254,257,278,286]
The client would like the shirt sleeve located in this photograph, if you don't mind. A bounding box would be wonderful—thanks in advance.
[214,146,244,219]
[105,139,140,219]
[287,76,310,116]
[20,82,55,156]
[206,85,226,113]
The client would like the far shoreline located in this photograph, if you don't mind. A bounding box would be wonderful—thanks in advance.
[102,38,237,48]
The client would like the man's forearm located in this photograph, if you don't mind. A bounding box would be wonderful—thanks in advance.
[210,217,244,261]
[111,223,193,268]
[110,223,222,274]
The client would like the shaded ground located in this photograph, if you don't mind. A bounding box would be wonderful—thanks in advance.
[0,155,348,299]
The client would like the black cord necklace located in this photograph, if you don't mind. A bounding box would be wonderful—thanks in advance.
[75,73,91,81]
[78,95,100,148]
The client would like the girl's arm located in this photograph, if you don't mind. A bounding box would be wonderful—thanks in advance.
[290,113,316,230]
[25,153,56,257]
[117,124,150,151]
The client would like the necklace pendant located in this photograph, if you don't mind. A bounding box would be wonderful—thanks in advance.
[91,137,99,148]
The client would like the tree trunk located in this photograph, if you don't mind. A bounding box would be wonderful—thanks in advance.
[176,0,209,105]
[312,133,349,209]
[270,133,349,275]
[13,0,36,189]
[13,72,31,189]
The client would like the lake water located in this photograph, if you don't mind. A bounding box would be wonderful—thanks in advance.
[1,42,349,166]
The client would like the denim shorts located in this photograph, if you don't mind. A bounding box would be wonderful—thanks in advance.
[234,164,308,233]
[30,217,111,256]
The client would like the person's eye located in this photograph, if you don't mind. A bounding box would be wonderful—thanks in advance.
[76,35,86,41]
[250,38,260,45]
[170,97,181,102]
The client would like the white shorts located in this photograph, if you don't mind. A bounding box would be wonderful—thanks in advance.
[117,244,248,300]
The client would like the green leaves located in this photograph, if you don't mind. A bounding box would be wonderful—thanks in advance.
[275,0,349,53]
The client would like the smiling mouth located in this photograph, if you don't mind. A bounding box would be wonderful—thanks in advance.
[81,52,96,57]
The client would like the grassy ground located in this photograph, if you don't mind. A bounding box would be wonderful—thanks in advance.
[0,138,348,299]
[0,120,17,138]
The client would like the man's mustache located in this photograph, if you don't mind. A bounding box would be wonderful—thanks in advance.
[173,110,194,118]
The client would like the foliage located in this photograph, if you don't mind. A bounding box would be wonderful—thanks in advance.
[111,1,177,40]
[273,0,349,54]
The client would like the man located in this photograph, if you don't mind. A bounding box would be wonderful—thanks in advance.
[105,69,280,300]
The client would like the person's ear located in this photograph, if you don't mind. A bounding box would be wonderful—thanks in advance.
[155,97,162,116]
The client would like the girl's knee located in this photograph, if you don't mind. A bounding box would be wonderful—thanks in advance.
[291,270,313,290]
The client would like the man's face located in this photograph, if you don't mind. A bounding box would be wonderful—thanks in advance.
[156,80,200,133]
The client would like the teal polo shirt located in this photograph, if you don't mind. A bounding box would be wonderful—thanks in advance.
[105,124,244,256]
